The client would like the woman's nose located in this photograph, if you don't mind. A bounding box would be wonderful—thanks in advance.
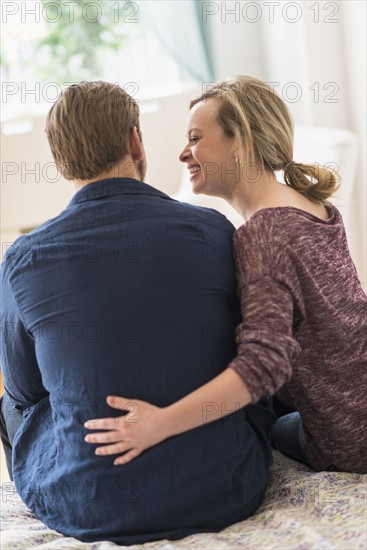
[179,146,191,163]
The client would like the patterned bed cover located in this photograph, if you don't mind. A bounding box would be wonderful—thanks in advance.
[1,452,366,549]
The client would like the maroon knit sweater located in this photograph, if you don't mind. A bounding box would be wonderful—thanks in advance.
[229,203,367,473]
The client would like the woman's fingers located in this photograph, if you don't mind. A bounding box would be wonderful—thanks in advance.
[106,395,134,409]
[84,418,123,430]
[114,448,141,466]
[95,441,132,456]
[84,396,145,464]
[84,430,123,444]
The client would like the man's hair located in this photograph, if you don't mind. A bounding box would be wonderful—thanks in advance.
[45,81,140,181]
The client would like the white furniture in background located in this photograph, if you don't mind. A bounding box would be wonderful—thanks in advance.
[293,126,359,233]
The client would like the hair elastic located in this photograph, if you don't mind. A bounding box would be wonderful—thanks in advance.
[284,161,297,171]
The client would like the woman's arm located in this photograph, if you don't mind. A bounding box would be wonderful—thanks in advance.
[84,368,252,465]
[164,366,252,434]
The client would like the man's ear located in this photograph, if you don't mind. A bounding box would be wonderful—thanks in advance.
[129,126,144,161]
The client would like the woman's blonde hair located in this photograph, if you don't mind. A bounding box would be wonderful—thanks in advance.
[190,76,340,203]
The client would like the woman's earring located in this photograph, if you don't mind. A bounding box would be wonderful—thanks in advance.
[235,156,240,164]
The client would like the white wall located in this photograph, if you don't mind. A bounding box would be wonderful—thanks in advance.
[206,0,366,289]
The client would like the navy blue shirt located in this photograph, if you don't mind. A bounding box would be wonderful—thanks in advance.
[1,178,273,544]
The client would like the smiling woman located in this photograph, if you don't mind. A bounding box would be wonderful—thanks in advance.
[179,99,240,198]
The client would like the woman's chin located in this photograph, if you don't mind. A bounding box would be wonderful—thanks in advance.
[191,180,204,195]
[191,175,212,196]
[191,176,223,198]
[191,182,221,199]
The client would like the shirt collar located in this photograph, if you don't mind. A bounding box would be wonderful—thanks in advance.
[68,178,174,206]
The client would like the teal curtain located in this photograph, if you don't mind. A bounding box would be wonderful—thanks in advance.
[138,0,215,83]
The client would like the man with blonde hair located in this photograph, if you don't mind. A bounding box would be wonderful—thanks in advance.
[0,81,274,544]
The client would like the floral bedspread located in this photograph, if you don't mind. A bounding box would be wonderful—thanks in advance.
[1,451,366,549]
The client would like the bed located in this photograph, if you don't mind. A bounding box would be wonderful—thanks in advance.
[1,451,366,549]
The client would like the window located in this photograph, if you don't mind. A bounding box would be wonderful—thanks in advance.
[1,0,194,120]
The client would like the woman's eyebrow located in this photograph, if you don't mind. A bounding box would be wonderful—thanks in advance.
[187,127,201,135]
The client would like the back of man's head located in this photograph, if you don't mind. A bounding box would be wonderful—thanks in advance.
[45,81,141,181]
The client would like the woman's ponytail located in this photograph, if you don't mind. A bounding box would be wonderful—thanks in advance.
[283,162,341,203]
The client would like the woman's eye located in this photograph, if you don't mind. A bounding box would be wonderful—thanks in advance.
[189,136,199,144]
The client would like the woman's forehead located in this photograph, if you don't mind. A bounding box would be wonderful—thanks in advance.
[187,98,219,130]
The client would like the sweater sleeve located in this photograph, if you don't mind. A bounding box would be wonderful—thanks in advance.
[228,225,302,403]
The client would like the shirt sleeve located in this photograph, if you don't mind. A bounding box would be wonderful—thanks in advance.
[228,228,302,403]
[0,257,48,409]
